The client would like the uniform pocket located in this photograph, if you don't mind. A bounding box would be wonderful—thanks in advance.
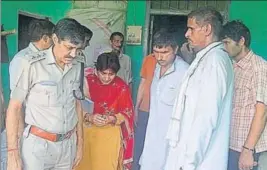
[45,86,58,106]
[32,135,48,158]
[22,133,48,159]
[27,86,48,106]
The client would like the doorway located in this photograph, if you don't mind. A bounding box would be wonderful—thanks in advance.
[148,14,187,54]
[18,11,50,51]
[144,0,230,56]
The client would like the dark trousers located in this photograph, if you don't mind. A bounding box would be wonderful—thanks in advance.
[133,110,149,170]
[228,149,260,170]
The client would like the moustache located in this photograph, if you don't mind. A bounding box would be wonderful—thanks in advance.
[65,57,73,60]
[115,46,122,50]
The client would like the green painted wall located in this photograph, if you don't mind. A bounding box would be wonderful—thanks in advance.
[1,0,146,105]
[229,1,267,59]
[2,1,267,105]
[124,1,267,102]
[1,1,72,104]
[125,1,147,101]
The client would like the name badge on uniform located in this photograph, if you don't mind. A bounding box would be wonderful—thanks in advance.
[39,81,57,86]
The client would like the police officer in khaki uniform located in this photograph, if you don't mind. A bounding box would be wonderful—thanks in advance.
[10,19,55,91]
[6,18,87,170]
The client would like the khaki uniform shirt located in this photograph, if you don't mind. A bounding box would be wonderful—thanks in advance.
[11,47,82,134]
[10,43,39,91]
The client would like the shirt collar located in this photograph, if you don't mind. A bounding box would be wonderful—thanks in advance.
[45,46,56,65]
[118,52,124,58]
[195,42,223,59]
[28,42,39,52]
[155,56,178,78]
[234,50,253,69]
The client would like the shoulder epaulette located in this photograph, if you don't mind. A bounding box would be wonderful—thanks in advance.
[27,52,46,64]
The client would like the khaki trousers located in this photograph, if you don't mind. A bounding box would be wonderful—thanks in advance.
[21,126,76,170]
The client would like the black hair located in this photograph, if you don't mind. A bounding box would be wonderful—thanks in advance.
[95,52,120,73]
[220,20,251,47]
[188,6,223,39]
[82,25,93,39]
[110,32,124,41]
[153,30,178,50]
[54,18,84,45]
[28,19,55,42]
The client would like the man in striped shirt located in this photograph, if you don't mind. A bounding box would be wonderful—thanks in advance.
[221,20,267,170]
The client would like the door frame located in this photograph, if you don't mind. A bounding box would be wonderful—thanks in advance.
[17,10,51,52]
[142,1,230,56]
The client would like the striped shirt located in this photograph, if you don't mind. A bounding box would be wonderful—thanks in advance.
[230,50,267,153]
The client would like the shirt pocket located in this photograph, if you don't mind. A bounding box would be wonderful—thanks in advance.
[160,85,177,106]
[28,82,58,107]
[46,86,58,106]
[234,81,254,107]
[31,134,48,158]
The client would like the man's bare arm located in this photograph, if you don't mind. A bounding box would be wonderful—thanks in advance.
[18,111,25,139]
[244,102,267,149]
[239,102,266,169]
[135,78,146,109]
[76,100,84,143]
[6,99,23,150]
[72,99,84,168]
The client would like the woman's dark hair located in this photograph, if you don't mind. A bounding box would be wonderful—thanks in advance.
[95,52,120,73]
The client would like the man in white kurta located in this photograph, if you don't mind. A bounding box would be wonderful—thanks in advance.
[139,31,189,170]
[164,7,234,170]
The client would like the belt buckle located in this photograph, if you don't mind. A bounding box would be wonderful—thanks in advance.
[65,131,71,139]
[56,134,65,142]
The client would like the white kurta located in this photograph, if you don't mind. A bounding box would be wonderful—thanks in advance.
[165,42,234,170]
[140,56,189,170]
